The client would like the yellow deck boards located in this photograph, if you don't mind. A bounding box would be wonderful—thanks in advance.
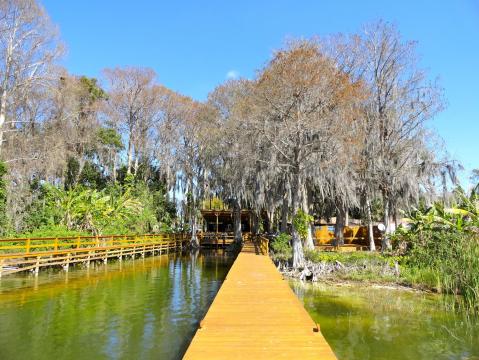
[183,241,337,359]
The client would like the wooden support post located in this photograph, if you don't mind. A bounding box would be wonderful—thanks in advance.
[26,238,31,254]
[119,247,123,262]
[34,256,40,276]
[54,237,58,252]
[87,251,91,268]
[76,236,81,249]
[64,253,70,272]
[104,250,108,264]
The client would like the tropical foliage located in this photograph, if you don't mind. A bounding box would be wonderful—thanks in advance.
[21,179,175,236]
[395,187,479,312]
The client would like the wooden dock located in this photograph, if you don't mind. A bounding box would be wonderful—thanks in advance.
[183,240,337,359]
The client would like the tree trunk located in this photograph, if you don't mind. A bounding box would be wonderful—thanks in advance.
[251,211,259,235]
[291,173,305,268]
[133,153,139,176]
[394,209,398,231]
[190,211,199,248]
[74,157,86,186]
[0,90,7,154]
[126,139,133,175]
[281,194,288,233]
[334,205,346,246]
[365,196,376,251]
[301,185,314,250]
[382,192,392,250]
[233,198,242,243]
[266,207,274,234]
[112,152,118,182]
[189,174,198,247]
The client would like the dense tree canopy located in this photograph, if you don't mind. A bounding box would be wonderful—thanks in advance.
[0,0,464,269]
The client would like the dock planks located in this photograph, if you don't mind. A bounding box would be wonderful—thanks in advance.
[183,241,337,359]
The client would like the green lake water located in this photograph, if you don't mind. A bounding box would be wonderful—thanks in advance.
[0,252,234,360]
[291,281,479,360]
[2,253,479,360]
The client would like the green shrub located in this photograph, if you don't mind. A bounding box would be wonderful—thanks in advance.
[271,232,292,262]
[292,209,313,240]
[11,225,90,239]
[305,250,394,266]
[399,192,479,313]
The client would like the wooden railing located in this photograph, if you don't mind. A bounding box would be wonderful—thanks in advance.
[250,235,269,255]
[0,233,189,277]
[198,232,238,248]
[0,234,188,257]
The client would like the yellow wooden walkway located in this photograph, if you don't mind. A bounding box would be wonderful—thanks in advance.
[183,240,337,359]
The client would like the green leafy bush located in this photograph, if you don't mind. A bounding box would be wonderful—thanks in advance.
[292,209,313,240]
[305,250,393,266]
[398,188,479,312]
[20,179,176,236]
[11,225,90,239]
[270,232,292,262]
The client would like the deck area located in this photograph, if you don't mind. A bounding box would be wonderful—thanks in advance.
[183,240,337,359]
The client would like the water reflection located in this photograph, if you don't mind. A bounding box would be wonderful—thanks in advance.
[291,281,479,360]
[0,251,234,360]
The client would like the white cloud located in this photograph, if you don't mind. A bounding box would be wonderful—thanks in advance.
[226,70,239,79]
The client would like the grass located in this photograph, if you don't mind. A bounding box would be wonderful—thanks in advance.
[305,250,394,266]
[301,249,447,292]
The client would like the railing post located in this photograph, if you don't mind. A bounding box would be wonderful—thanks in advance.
[54,237,58,252]
[26,238,31,254]
[76,236,81,249]
[95,235,99,247]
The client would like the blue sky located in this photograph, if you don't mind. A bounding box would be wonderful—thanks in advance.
[42,0,479,186]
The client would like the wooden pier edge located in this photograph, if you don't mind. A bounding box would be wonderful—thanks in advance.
[183,240,337,359]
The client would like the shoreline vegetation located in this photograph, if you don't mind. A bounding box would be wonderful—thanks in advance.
[271,186,479,314]
[278,251,437,293]
[271,184,479,314]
